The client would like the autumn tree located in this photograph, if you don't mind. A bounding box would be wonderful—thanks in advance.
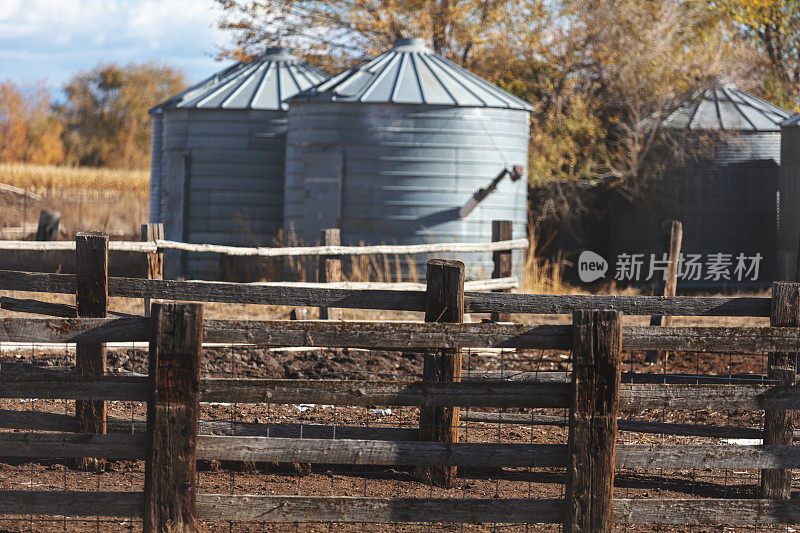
[558,0,752,189]
[58,62,186,169]
[23,84,65,165]
[0,81,29,163]
[0,80,65,165]
[715,0,800,110]
[215,0,549,69]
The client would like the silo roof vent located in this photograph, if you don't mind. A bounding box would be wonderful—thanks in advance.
[663,81,790,132]
[153,47,327,111]
[292,37,533,111]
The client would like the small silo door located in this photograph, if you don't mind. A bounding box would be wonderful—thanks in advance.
[303,151,343,243]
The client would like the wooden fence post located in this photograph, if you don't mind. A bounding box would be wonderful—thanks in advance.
[417,259,464,487]
[645,220,682,364]
[35,209,60,241]
[144,302,203,532]
[141,223,164,317]
[491,220,513,322]
[761,282,800,498]
[565,309,621,533]
[75,232,108,469]
[319,228,342,320]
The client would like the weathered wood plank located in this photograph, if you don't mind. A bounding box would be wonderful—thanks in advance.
[616,445,800,470]
[0,433,144,458]
[0,270,76,293]
[144,302,203,532]
[623,326,800,354]
[0,269,773,316]
[0,317,149,343]
[4,430,800,472]
[460,411,770,439]
[202,320,571,349]
[613,498,800,525]
[195,495,563,523]
[0,298,133,319]
[466,370,779,384]
[620,384,800,410]
[4,373,800,411]
[490,220,513,322]
[0,374,148,401]
[194,437,800,470]
[761,282,799,498]
[564,310,621,533]
[197,437,566,467]
[5,318,800,354]
[0,410,418,441]
[141,223,164,317]
[0,490,143,518]
[465,292,771,317]
[318,229,341,320]
[200,379,572,408]
[205,322,800,353]
[108,276,428,311]
[418,259,464,487]
[74,232,108,463]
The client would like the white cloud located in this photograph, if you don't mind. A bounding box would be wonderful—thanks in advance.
[0,0,232,87]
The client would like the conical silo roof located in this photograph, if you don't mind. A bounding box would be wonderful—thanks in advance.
[663,81,789,132]
[155,47,328,111]
[292,37,533,111]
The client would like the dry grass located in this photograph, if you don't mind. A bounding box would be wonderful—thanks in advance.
[521,227,568,294]
[274,227,421,284]
[0,163,148,199]
[0,163,149,237]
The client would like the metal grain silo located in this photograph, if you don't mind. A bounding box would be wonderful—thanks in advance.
[778,114,800,280]
[606,81,789,287]
[284,38,532,278]
[150,47,327,279]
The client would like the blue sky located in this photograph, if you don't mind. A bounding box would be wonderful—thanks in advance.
[0,0,233,97]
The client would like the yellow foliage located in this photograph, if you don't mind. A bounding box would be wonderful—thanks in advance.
[714,0,800,109]
[0,82,29,163]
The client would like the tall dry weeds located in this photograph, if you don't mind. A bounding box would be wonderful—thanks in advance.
[0,163,149,199]
[521,228,567,294]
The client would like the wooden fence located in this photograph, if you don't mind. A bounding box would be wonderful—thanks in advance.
[0,233,799,530]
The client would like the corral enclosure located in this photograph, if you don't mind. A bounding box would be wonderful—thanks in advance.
[0,232,799,532]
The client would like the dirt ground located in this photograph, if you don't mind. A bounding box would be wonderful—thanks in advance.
[0,336,794,532]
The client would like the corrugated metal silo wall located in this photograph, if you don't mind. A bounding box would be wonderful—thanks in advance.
[160,108,288,280]
[605,132,780,289]
[148,113,163,223]
[284,103,530,279]
[778,126,800,280]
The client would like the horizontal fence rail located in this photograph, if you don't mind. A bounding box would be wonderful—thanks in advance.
[0,270,772,316]
[0,491,797,526]
[194,495,562,524]
[2,374,799,411]
[2,316,799,354]
[0,491,143,518]
[0,238,529,257]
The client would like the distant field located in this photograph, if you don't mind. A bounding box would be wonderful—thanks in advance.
[0,163,149,198]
